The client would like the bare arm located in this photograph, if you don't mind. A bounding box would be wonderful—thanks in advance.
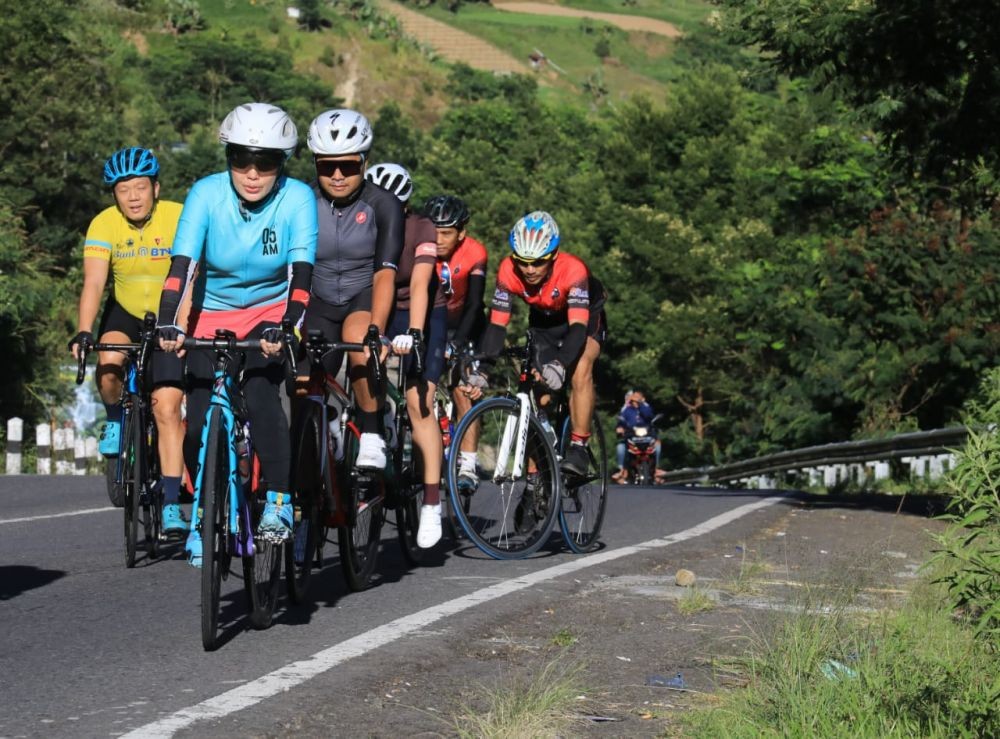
[408,261,434,332]
[370,267,396,334]
[72,258,110,358]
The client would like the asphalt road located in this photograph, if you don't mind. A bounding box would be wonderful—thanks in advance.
[0,475,781,737]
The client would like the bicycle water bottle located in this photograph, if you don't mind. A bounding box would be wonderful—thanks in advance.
[538,411,558,449]
[235,434,251,484]
[438,412,452,451]
[383,399,397,450]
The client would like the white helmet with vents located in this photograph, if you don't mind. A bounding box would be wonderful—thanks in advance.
[509,211,561,260]
[219,102,298,158]
[307,109,374,156]
[365,162,414,202]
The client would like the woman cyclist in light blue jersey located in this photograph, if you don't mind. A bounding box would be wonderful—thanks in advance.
[157,102,317,564]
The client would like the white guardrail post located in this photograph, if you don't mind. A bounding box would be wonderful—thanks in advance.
[6,417,23,474]
[36,423,51,474]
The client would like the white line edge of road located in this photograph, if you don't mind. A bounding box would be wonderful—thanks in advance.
[0,506,117,525]
[121,495,784,738]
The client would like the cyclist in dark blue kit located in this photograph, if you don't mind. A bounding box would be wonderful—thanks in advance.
[302,109,405,471]
[157,102,317,564]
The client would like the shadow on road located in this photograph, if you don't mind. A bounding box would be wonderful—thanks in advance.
[0,565,66,600]
[669,486,950,518]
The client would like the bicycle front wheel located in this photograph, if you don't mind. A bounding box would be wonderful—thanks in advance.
[286,404,323,604]
[245,516,283,630]
[558,412,609,553]
[338,428,384,591]
[122,403,140,568]
[200,407,230,651]
[447,397,560,559]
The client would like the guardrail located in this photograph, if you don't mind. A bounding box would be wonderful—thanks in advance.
[660,427,970,487]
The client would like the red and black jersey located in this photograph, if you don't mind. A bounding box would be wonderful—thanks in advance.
[489,252,604,327]
[436,235,487,326]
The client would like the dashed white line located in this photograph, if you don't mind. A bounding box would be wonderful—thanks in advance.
[0,506,116,525]
[121,495,782,738]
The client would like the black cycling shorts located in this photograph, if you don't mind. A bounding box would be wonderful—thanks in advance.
[387,304,448,384]
[302,288,373,376]
[97,298,184,386]
[529,306,607,366]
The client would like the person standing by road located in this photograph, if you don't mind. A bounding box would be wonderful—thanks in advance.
[69,147,187,532]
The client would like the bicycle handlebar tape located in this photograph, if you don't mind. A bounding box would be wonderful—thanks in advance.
[408,328,425,377]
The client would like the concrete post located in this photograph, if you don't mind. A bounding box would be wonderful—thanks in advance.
[5,417,23,474]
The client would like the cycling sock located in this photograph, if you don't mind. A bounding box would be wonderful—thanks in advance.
[105,404,123,423]
[358,409,380,435]
[459,451,477,471]
[570,432,590,445]
[423,482,440,506]
[161,476,181,505]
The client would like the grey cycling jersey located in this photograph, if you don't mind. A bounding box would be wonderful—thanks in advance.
[311,180,404,306]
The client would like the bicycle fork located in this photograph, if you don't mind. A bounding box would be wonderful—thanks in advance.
[494,393,531,482]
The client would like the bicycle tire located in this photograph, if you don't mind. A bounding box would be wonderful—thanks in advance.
[286,404,323,604]
[338,428,383,591]
[143,416,161,558]
[201,407,228,651]
[106,456,124,507]
[446,396,560,559]
[245,520,283,629]
[122,404,140,568]
[395,421,425,565]
[558,411,609,553]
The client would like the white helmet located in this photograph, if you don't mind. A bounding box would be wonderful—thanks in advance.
[509,211,561,260]
[307,109,373,156]
[219,102,298,158]
[365,162,413,203]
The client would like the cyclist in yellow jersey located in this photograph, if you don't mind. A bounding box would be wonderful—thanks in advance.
[68,147,188,532]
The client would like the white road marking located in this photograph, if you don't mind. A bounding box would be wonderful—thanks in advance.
[121,495,782,738]
[0,506,116,525]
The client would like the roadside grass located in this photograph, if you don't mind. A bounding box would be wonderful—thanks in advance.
[723,544,769,595]
[677,586,716,615]
[551,627,578,647]
[450,659,586,738]
[685,576,1000,737]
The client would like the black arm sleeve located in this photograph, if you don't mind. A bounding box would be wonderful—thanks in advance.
[556,323,588,368]
[283,261,313,329]
[157,255,193,327]
[373,187,405,272]
[478,322,507,360]
[452,273,486,345]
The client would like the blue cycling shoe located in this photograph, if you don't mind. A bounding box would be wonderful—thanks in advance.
[162,504,189,535]
[99,420,120,457]
[185,530,203,568]
[258,491,294,542]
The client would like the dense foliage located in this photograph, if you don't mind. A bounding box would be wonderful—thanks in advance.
[0,0,996,467]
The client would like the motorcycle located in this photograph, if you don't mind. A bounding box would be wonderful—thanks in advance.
[623,414,662,485]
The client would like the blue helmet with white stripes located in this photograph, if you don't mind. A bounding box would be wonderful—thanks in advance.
[509,211,560,259]
[103,147,160,187]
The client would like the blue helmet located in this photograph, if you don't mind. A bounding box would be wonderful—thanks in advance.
[103,147,160,187]
[509,211,560,259]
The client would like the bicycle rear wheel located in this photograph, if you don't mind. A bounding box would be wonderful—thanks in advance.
[395,423,425,566]
[286,404,323,604]
[201,408,230,651]
[143,418,161,558]
[122,403,140,568]
[558,411,609,553]
[338,428,384,591]
[446,397,560,559]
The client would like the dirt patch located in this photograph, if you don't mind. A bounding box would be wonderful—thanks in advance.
[189,494,947,737]
[494,2,683,39]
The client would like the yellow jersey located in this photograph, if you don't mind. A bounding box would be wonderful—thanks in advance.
[82,200,184,319]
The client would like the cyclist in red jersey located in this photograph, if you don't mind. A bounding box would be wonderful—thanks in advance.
[469,211,607,479]
[422,195,487,489]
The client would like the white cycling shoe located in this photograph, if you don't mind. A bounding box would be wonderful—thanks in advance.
[417,503,442,548]
[356,432,387,470]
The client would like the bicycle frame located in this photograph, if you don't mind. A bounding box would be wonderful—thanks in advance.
[489,331,548,483]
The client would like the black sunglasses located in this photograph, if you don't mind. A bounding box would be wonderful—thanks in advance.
[226,146,285,173]
[316,158,364,178]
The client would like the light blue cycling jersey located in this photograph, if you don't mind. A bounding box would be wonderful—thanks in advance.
[173,172,318,312]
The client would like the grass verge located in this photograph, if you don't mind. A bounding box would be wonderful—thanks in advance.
[677,586,716,615]
[450,658,586,738]
[684,577,1000,737]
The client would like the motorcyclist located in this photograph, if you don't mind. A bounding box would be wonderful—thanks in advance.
[614,390,660,482]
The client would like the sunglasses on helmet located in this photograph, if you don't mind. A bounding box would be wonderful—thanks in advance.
[511,252,555,268]
[226,146,285,174]
[315,158,364,178]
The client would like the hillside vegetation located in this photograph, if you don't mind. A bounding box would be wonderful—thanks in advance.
[2,0,998,469]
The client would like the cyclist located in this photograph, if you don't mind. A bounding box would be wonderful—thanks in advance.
[367,164,448,547]
[421,195,487,493]
[68,147,188,532]
[303,109,404,470]
[471,211,607,481]
[157,102,316,562]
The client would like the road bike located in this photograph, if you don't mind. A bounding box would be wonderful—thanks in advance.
[289,328,387,595]
[76,312,165,567]
[445,330,608,559]
[182,328,297,650]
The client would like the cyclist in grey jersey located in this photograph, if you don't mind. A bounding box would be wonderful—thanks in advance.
[303,108,404,469]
